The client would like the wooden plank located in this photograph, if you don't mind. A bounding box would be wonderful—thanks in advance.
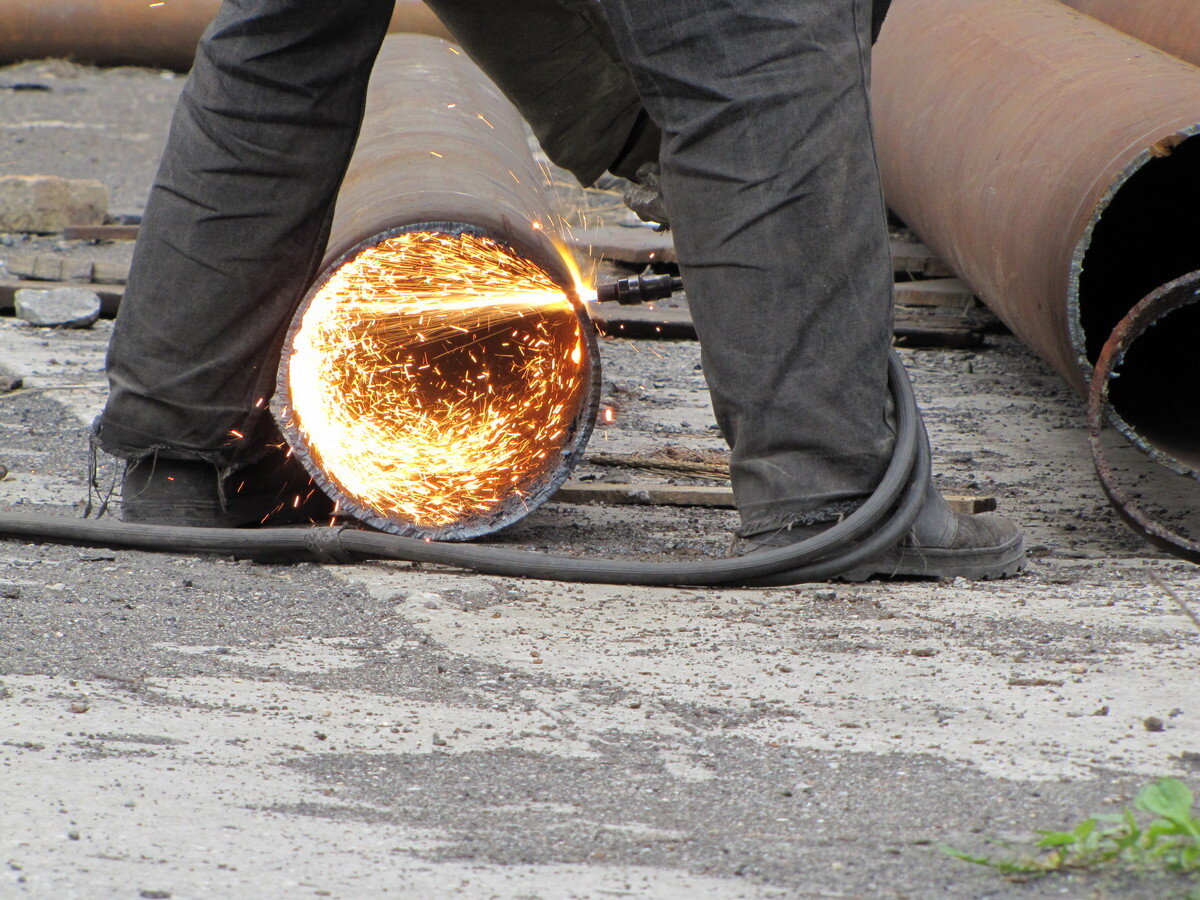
[588,300,983,348]
[574,230,956,278]
[93,261,131,284]
[588,452,729,479]
[4,254,131,285]
[555,482,735,508]
[944,494,997,514]
[0,280,123,316]
[893,307,984,349]
[61,224,140,242]
[556,481,996,515]
[3,254,130,285]
[3,254,94,283]
[570,225,676,265]
[584,301,696,339]
[894,278,975,308]
[889,239,956,278]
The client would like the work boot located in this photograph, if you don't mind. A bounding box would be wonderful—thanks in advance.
[119,445,335,528]
[738,483,1025,581]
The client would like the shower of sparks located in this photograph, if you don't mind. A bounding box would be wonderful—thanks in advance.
[287,231,590,533]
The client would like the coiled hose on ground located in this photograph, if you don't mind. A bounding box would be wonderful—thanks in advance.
[0,351,927,587]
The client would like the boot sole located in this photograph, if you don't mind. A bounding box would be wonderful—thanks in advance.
[121,496,335,528]
[837,533,1026,582]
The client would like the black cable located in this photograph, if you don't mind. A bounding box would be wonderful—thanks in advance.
[0,351,925,586]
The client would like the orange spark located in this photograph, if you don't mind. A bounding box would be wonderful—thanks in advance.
[286,231,590,534]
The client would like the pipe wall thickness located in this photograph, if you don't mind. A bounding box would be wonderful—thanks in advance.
[0,0,451,71]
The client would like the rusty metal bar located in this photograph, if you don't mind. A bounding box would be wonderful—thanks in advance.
[1061,0,1200,68]
[0,0,451,71]
[275,34,600,540]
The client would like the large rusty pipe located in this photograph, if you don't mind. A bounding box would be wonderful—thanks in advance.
[1061,0,1200,69]
[0,0,451,71]
[873,0,1200,483]
[316,37,564,279]
[275,35,599,540]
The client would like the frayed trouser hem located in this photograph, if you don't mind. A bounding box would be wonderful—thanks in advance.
[736,498,868,538]
[90,414,282,468]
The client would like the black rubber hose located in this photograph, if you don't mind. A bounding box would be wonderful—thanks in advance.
[0,351,926,586]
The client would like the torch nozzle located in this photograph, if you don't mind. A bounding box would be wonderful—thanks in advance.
[595,274,684,305]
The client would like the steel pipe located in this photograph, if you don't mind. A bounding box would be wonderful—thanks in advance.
[873,0,1200,482]
[0,0,451,71]
[275,35,600,541]
[1089,271,1200,561]
[1061,0,1200,69]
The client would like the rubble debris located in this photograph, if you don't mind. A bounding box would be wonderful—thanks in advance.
[0,175,107,234]
[0,279,123,315]
[14,286,101,328]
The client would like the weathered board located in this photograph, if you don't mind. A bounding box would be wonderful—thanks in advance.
[555,480,995,515]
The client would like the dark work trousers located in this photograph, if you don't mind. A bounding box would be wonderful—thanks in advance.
[96,0,898,536]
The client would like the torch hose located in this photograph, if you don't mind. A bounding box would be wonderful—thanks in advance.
[0,351,926,586]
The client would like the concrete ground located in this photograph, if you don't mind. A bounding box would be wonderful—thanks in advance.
[2,60,1199,900]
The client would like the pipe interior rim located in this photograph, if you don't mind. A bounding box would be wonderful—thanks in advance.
[1094,270,1200,480]
[275,222,601,540]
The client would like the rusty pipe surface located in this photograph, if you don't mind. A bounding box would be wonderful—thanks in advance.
[874,0,1200,391]
[0,0,451,71]
[874,0,1200,470]
[318,37,563,277]
[276,35,600,541]
[1061,0,1200,69]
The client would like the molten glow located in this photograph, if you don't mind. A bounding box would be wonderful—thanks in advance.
[552,235,596,305]
[287,231,589,533]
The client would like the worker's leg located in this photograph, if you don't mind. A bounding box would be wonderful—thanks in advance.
[423,0,656,186]
[595,0,896,533]
[94,0,394,467]
[426,0,892,188]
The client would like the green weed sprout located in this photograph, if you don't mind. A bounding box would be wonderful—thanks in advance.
[941,777,1200,884]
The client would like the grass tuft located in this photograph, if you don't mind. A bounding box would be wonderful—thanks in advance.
[941,777,1200,892]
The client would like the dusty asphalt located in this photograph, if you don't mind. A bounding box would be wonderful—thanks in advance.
[1,60,1199,899]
